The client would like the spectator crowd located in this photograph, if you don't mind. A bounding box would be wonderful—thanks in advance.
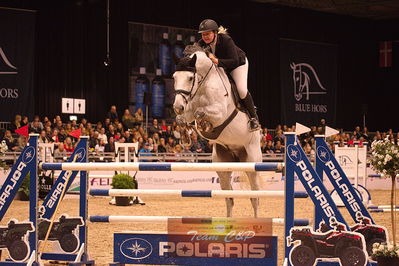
[1,106,399,161]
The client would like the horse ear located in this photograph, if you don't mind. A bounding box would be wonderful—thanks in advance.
[290,62,295,69]
[190,54,197,67]
[172,52,181,65]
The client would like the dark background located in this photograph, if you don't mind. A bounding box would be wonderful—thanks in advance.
[1,0,398,131]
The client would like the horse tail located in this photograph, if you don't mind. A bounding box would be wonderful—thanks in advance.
[218,26,228,35]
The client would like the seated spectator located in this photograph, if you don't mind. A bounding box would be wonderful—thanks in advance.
[2,130,18,151]
[262,128,273,142]
[273,130,284,145]
[21,116,29,127]
[64,137,75,153]
[190,135,205,153]
[166,137,176,153]
[58,128,67,143]
[9,114,22,133]
[38,130,50,143]
[106,105,119,123]
[173,125,181,143]
[54,143,68,161]
[262,140,274,154]
[107,124,117,140]
[115,121,124,134]
[158,138,167,153]
[134,108,144,126]
[98,128,108,144]
[30,116,43,134]
[105,136,116,153]
[149,119,161,135]
[121,109,135,129]
[273,140,284,154]
[95,138,106,154]
[138,142,153,162]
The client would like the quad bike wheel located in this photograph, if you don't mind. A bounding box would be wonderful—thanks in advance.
[290,245,316,266]
[59,233,79,253]
[8,239,29,262]
[340,246,366,266]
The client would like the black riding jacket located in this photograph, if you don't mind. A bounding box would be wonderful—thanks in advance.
[197,34,246,72]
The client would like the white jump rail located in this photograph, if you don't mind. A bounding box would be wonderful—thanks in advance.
[40,162,284,172]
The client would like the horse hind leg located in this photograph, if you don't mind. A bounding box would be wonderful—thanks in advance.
[217,171,234,217]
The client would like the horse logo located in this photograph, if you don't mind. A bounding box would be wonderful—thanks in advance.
[0,47,18,74]
[290,62,326,101]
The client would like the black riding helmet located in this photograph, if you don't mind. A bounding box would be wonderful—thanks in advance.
[198,19,218,33]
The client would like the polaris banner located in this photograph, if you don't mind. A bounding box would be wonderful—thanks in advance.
[280,39,337,126]
[284,134,347,230]
[315,136,373,224]
[0,8,35,121]
[114,233,277,265]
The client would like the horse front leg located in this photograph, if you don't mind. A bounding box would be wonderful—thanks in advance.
[246,172,260,218]
[217,171,233,217]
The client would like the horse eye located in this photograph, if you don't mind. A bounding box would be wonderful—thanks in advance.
[189,77,193,81]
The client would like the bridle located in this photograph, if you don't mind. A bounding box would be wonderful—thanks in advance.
[174,63,214,105]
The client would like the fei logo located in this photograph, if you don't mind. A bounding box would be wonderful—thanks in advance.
[316,146,331,164]
[286,144,302,163]
[120,238,153,260]
[290,62,326,101]
[22,146,36,164]
[0,47,17,74]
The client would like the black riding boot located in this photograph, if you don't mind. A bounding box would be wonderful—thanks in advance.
[242,92,260,131]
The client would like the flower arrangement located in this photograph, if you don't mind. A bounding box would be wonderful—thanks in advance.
[0,140,8,169]
[372,242,399,259]
[370,139,399,248]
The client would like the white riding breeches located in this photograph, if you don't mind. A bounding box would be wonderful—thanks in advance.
[230,57,249,99]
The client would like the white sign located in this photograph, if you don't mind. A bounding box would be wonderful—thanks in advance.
[74,98,86,114]
[62,98,74,114]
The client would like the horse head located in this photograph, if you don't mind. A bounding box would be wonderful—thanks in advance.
[173,47,213,124]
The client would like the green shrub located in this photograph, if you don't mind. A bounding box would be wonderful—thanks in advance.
[111,174,136,189]
[18,172,30,198]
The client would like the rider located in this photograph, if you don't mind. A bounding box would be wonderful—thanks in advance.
[196,19,260,131]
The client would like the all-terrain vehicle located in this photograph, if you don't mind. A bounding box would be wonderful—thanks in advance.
[287,220,367,266]
[350,215,387,255]
[0,219,34,261]
[318,214,387,256]
[38,214,83,253]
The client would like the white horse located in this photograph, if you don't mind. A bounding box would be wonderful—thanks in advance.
[173,47,262,217]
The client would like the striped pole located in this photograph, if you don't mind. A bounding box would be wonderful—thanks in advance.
[369,209,399,213]
[40,162,284,172]
[89,215,309,226]
[368,205,399,209]
[89,189,308,199]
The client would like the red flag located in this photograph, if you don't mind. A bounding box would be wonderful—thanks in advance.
[15,125,29,137]
[68,128,81,139]
[379,41,392,67]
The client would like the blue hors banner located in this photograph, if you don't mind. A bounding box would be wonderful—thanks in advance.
[280,39,337,126]
[114,233,277,265]
[0,8,36,121]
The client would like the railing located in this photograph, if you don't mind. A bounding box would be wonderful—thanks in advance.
[0,122,11,130]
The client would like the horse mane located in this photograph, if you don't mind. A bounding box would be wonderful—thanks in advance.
[183,44,206,56]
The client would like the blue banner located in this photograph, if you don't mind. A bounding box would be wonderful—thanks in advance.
[280,39,337,126]
[0,8,35,121]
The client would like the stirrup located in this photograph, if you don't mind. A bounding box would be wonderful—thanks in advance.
[248,118,260,131]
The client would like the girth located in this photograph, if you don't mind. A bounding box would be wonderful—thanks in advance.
[198,108,239,140]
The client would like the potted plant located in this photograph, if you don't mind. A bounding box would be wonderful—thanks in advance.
[371,242,399,266]
[370,139,399,260]
[17,172,30,201]
[111,173,136,206]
